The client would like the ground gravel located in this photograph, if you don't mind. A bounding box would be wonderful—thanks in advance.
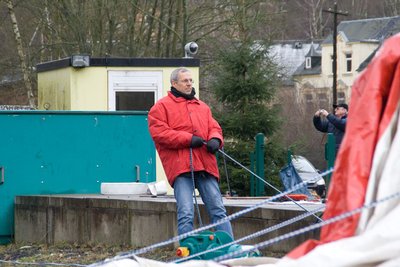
[0,243,177,266]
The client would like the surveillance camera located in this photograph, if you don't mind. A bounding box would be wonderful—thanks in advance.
[184,42,198,58]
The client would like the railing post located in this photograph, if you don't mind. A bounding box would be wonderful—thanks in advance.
[287,149,292,165]
[325,133,336,191]
[250,151,255,196]
[255,133,265,196]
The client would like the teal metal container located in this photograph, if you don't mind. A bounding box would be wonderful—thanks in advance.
[255,133,265,196]
[250,133,265,196]
[0,111,156,244]
[325,133,336,191]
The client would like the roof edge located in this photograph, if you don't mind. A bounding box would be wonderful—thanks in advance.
[36,57,200,73]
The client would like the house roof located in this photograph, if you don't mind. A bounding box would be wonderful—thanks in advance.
[36,57,200,72]
[323,16,400,44]
[305,44,321,57]
[269,41,321,85]
[293,44,322,77]
[293,62,321,76]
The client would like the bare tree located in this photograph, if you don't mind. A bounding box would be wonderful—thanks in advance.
[350,0,369,18]
[293,0,328,40]
[384,0,400,16]
[3,0,36,108]
[338,0,369,19]
[3,0,396,108]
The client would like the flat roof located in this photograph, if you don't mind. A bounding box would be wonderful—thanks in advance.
[36,57,200,73]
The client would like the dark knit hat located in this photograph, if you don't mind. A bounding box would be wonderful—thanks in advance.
[333,103,348,111]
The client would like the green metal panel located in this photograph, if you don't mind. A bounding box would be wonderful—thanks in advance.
[0,111,155,244]
[250,151,255,197]
[325,133,336,191]
[255,133,265,196]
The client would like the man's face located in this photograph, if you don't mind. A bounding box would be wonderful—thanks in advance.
[172,71,193,95]
[335,107,347,118]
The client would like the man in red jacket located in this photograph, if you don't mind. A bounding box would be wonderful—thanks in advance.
[148,67,233,238]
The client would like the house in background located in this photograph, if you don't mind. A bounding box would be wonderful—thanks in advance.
[293,16,400,108]
[269,40,321,87]
[269,40,322,108]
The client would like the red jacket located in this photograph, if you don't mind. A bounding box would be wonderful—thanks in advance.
[148,91,223,187]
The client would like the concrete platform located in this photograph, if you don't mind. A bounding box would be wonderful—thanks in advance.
[14,194,324,254]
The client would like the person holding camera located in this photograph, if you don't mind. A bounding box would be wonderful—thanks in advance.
[148,67,233,238]
[313,103,348,154]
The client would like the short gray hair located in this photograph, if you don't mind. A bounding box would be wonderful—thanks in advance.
[170,67,191,83]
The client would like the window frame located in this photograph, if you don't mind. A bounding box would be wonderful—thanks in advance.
[345,53,352,73]
[305,57,312,69]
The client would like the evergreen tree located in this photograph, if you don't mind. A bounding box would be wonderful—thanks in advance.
[212,42,286,196]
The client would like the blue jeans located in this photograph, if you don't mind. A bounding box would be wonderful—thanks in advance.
[174,172,233,238]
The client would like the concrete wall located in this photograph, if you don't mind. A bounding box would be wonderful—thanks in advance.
[15,195,177,248]
[15,195,321,255]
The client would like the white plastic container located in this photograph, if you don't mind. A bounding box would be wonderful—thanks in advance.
[100,182,148,195]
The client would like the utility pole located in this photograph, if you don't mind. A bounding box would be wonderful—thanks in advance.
[323,2,348,107]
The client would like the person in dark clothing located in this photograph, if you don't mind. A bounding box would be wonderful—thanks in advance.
[313,103,348,154]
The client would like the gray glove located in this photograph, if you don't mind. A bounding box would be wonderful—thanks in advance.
[206,138,220,154]
[190,135,204,148]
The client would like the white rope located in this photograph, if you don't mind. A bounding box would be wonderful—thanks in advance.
[217,148,325,222]
[88,168,332,266]
[190,147,203,226]
[4,169,332,267]
[172,205,325,263]
[213,190,400,262]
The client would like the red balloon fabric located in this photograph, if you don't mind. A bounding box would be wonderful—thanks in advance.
[288,34,400,258]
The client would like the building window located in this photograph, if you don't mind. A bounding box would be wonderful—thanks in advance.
[338,92,346,103]
[116,91,155,111]
[318,93,327,102]
[305,57,311,69]
[346,53,352,72]
[305,94,313,103]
